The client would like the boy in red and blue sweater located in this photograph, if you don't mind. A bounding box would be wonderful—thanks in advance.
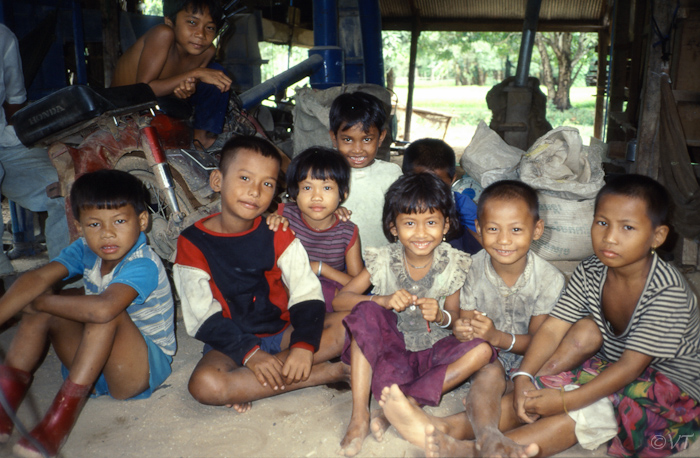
[173,136,347,413]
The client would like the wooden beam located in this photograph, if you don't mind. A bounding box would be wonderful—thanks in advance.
[624,0,649,130]
[101,0,120,87]
[633,0,673,178]
[605,0,632,142]
[381,18,605,33]
[593,28,609,140]
[405,10,420,142]
[261,18,314,48]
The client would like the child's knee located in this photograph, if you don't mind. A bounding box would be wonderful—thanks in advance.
[568,317,603,351]
[474,342,495,365]
[474,361,505,383]
[188,366,226,403]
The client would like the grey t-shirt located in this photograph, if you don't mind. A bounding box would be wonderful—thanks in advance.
[460,250,565,372]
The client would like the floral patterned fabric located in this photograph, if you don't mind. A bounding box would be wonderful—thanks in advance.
[536,356,700,457]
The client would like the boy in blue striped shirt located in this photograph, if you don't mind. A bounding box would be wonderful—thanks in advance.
[0,170,175,458]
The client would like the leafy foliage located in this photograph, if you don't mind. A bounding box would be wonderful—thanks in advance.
[139,0,162,16]
[384,31,541,86]
[534,32,597,110]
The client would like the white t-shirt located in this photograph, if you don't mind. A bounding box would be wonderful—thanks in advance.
[343,159,402,250]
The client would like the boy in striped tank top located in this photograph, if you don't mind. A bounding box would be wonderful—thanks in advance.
[0,170,175,458]
[423,174,700,458]
[277,147,363,311]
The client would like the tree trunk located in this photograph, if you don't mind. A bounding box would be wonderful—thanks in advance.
[454,62,468,85]
[552,32,573,111]
[386,67,395,92]
[535,33,555,102]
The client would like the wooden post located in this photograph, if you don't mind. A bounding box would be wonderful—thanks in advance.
[593,29,609,140]
[605,0,631,142]
[404,7,420,142]
[101,0,120,87]
[633,0,673,178]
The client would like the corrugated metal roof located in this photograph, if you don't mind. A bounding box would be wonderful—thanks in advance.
[380,0,609,31]
[248,0,609,33]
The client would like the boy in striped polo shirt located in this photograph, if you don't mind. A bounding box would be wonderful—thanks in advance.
[0,170,175,458]
[422,174,700,458]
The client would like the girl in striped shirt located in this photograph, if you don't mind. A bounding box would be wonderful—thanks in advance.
[277,147,363,311]
[425,174,699,458]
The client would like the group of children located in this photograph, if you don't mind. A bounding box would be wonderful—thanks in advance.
[0,0,698,457]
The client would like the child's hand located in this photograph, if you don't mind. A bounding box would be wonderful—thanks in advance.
[386,289,412,312]
[470,312,499,345]
[194,68,232,92]
[334,206,352,222]
[522,387,564,418]
[245,349,286,390]
[174,77,196,99]
[513,376,540,424]
[282,347,313,385]
[453,317,474,342]
[266,213,289,232]
[416,298,439,323]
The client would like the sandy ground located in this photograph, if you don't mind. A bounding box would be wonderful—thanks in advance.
[1,253,699,458]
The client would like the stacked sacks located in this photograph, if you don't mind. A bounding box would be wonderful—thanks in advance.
[519,127,604,261]
[460,124,604,262]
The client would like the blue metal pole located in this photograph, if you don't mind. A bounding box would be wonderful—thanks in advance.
[240,54,324,110]
[309,0,343,89]
[72,0,87,85]
[313,0,337,47]
[357,0,384,86]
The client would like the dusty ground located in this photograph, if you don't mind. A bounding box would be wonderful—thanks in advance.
[1,253,699,458]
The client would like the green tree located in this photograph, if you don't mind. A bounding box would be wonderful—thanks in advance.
[415,31,521,85]
[139,0,162,15]
[382,31,411,82]
[534,32,596,110]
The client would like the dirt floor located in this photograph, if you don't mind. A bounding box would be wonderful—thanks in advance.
[1,253,699,458]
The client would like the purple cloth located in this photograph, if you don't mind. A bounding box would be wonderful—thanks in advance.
[342,301,495,406]
[320,277,344,313]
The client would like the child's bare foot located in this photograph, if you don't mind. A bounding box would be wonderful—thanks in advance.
[226,402,252,413]
[338,414,369,457]
[425,424,477,458]
[369,408,390,442]
[476,430,539,458]
[381,384,431,448]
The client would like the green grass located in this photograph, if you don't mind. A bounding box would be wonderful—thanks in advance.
[391,83,596,147]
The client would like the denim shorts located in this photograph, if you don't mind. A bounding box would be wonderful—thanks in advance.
[203,328,286,356]
[61,333,172,400]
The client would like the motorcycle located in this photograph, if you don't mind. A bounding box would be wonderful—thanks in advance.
[11,82,262,262]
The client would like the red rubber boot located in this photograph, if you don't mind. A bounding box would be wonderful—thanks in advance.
[13,378,90,458]
[0,365,32,443]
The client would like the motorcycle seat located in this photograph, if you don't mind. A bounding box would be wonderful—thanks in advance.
[12,83,195,147]
[12,83,158,146]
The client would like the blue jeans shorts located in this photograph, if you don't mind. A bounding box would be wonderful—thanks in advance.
[61,333,173,400]
[203,328,285,356]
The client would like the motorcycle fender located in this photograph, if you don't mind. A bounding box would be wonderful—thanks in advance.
[165,148,218,205]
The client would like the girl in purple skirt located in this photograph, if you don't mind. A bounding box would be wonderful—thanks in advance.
[333,173,495,457]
